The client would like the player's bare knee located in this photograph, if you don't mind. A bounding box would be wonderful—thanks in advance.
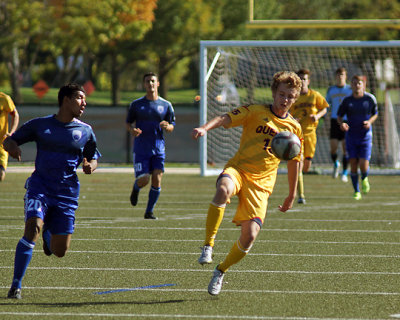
[137,173,150,187]
[214,186,230,204]
[248,233,257,245]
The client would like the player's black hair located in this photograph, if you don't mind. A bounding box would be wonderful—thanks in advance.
[58,83,86,107]
[143,72,158,82]
[335,67,347,75]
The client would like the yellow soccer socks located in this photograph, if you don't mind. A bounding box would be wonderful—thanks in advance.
[297,171,305,203]
[218,239,250,273]
[204,202,225,247]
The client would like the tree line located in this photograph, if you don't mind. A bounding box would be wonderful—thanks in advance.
[1,0,399,105]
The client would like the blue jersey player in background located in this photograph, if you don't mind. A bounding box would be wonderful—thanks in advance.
[4,83,101,299]
[337,75,378,201]
[326,67,352,181]
[126,72,175,219]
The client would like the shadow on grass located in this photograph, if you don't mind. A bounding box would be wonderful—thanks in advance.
[0,297,213,308]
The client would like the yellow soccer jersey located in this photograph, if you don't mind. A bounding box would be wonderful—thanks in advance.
[290,89,328,133]
[225,104,303,193]
[0,92,16,144]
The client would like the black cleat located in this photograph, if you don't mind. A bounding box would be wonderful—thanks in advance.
[144,212,157,220]
[42,238,52,256]
[130,187,139,206]
[7,287,22,299]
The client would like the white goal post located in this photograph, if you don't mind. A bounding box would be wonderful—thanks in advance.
[199,40,400,176]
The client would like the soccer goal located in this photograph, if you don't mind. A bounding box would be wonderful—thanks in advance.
[198,40,400,176]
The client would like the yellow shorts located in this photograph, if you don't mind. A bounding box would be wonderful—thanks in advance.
[303,130,317,159]
[0,147,8,170]
[221,166,270,226]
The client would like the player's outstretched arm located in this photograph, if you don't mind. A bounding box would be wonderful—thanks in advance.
[191,114,231,140]
[82,158,97,174]
[278,160,299,212]
[3,136,21,161]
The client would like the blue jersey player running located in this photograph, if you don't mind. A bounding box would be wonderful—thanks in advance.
[4,83,101,299]
[337,75,378,200]
[126,72,175,219]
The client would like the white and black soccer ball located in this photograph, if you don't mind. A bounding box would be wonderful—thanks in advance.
[270,131,301,160]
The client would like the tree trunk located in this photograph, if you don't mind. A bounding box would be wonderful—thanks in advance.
[158,56,169,99]
[8,45,22,104]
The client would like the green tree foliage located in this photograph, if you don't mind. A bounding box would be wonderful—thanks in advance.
[49,0,156,105]
[138,0,222,98]
[0,0,48,103]
[1,0,400,105]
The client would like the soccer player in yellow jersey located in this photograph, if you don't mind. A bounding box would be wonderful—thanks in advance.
[191,71,303,295]
[290,69,329,204]
[0,92,19,181]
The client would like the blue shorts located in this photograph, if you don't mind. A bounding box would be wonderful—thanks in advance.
[24,189,76,235]
[346,135,372,160]
[133,153,165,178]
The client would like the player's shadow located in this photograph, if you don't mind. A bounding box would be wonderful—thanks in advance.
[0,297,208,308]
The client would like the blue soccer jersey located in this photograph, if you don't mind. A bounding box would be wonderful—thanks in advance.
[11,115,101,200]
[337,92,378,140]
[326,84,352,119]
[126,96,175,156]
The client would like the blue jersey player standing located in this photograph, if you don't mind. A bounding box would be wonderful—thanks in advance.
[337,75,378,200]
[326,67,352,181]
[4,83,101,299]
[126,72,175,219]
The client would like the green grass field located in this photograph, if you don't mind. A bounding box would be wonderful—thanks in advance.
[1,170,399,319]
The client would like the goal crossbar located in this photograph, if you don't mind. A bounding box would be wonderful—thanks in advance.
[247,0,400,29]
[246,20,400,29]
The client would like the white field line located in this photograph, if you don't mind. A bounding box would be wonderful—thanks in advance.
[0,312,391,320]
[2,213,400,223]
[1,236,400,245]
[0,266,399,276]
[0,285,398,297]
[1,249,398,258]
[2,197,400,209]
[1,225,399,233]
[5,166,200,174]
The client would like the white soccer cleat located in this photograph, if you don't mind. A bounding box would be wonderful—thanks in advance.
[198,245,213,265]
[341,174,348,182]
[208,266,225,296]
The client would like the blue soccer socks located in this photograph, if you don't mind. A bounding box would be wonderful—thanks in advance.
[350,172,360,193]
[145,186,161,214]
[11,237,35,289]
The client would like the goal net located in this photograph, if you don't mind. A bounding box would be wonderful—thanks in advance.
[199,40,400,176]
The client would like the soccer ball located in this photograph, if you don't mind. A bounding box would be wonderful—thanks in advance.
[270,131,301,160]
